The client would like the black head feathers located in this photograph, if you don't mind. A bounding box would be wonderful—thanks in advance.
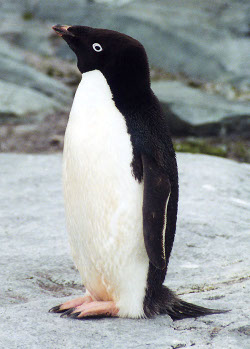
[52,25,151,104]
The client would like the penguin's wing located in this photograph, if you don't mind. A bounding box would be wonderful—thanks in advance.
[142,154,171,270]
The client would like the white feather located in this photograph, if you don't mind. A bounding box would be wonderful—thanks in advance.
[63,70,149,318]
[162,192,171,261]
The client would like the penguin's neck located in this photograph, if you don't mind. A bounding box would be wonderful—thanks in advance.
[104,70,152,111]
[70,70,113,119]
[75,69,152,114]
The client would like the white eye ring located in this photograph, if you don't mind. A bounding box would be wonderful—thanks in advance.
[92,43,103,52]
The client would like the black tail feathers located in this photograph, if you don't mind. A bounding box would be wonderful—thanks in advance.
[163,297,229,321]
[144,286,229,320]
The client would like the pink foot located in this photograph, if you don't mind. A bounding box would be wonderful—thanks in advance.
[49,294,93,314]
[61,301,119,319]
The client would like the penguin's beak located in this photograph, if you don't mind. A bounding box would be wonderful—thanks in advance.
[52,25,75,37]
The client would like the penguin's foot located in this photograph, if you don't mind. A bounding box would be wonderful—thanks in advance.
[61,301,119,319]
[49,295,93,313]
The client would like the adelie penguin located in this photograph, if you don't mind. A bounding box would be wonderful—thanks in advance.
[50,24,226,320]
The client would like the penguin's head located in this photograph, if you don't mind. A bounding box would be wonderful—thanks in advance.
[52,25,150,101]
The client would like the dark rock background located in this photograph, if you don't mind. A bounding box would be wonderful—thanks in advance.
[0,0,249,160]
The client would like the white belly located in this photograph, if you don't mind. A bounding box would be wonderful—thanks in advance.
[63,70,149,317]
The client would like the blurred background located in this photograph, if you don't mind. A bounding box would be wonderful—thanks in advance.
[0,0,249,161]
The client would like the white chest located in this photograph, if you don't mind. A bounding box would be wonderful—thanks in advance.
[64,70,134,179]
[62,70,148,303]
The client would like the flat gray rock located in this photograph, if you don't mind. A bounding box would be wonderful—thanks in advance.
[0,53,72,107]
[36,0,250,84]
[2,0,250,85]
[0,0,249,134]
[0,153,249,348]
[0,80,61,120]
[152,80,250,136]
[0,38,72,121]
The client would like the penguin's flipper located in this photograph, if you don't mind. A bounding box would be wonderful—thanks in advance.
[142,154,171,270]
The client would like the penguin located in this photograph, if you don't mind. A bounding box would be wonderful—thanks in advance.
[49,24,226,320]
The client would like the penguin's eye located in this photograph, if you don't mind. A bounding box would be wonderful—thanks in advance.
[92,43,103,52]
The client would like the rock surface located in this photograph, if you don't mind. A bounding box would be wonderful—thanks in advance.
[24,0,250,83]
[152,80,250,136]
[0,29,72,122]
[0,0,249,134]
[0,31,72,121]
[0,80,62,120]
[0,153,249,348]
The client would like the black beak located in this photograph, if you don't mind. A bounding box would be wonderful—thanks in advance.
[52,25,75,37]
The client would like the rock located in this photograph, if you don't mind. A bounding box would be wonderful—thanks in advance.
[0,0,249,136]
[2,1,250,85]
[35,0,250,85]
[0,153,249,348]
[0,38,72,121]
[0,80,61,120]
[0,112,69,153]
[152,80,250,136]
[0,12,54,56]
[0,55,72,107]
